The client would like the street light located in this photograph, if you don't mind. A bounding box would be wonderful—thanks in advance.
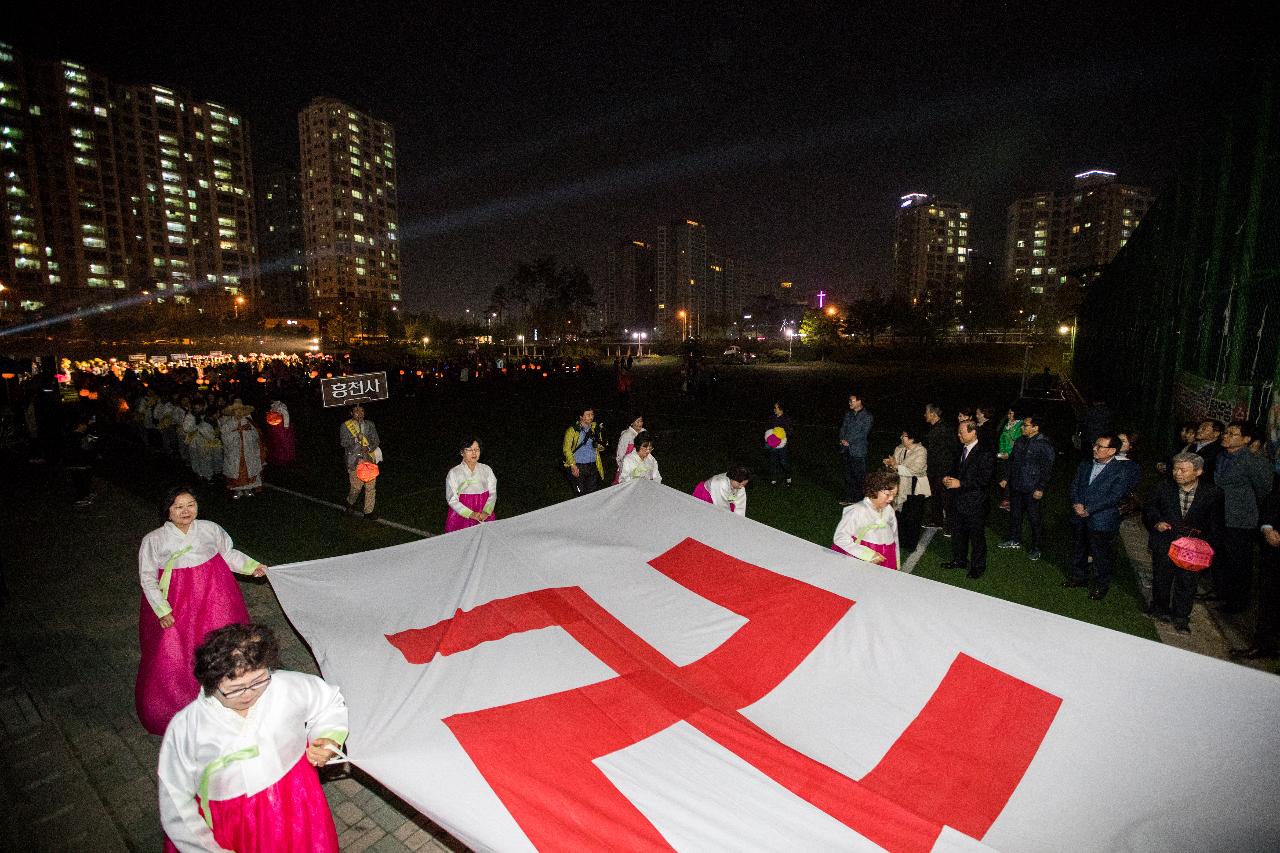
[785,327,795,360]
[677,309,687,341]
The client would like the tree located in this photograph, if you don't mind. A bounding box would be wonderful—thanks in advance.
[491,255,595,337]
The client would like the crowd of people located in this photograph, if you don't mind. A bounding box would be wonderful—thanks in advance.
[8,350,1280,850]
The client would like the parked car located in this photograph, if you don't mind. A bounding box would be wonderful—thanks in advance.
[722,346,755,364]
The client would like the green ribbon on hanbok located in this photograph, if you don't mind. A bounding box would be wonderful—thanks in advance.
[197,745,260,830]
[158,545,194,603]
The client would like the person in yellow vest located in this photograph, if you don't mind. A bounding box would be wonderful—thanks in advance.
[562,406,605,495]
[340,405,382,519]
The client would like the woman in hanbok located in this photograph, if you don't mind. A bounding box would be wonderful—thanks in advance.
[619,430,661,482]
[613,413,644,484]
[189,414,222,483]
[833,469,900,569]
[444,437,497,532]
[263,399,296,467]
[137,487,266,735]
[693,464,750,516]
[220,400,264,498]
[159,623,347,853]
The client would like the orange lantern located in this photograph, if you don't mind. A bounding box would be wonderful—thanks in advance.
[78,388,90,397]
[310,370,319,379]
[355,460,380,482]
[256,376,267,383]
[1169,537,1214,571]
[265,411,284,426]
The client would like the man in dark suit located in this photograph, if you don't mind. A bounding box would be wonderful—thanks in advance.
[1230,491,1280,660]
[941,419,995,579]
[1143,451,1223,634]
[1192,419,1224,482]
[1065,433,1139,599]
[923,404,956,530]
[998,414,1056,561]
[1210,420,1274,613]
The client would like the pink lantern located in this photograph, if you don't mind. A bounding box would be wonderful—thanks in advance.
[1168,537,1213,572]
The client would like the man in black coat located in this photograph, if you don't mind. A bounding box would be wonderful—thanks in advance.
[1192,419,1224,482]
[923,403,956,529]
[941,419,995,579]
[998,415,1055,561]
[1230,491,1280,660]
[1143,451,1223,634]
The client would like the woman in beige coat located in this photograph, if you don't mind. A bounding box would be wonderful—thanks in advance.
[884,426,930,553]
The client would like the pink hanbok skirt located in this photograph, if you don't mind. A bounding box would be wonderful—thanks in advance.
[265,423,296,466]
[163,754,339,853]
[831,540,899,570]
[445,491,495,533]
[136,553,251,735]
[693,482,714,505]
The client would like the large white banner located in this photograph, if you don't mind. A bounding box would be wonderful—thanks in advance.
[270,481,1280,852]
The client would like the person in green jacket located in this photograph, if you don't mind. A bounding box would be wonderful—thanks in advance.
[997,406,1022,511]
[562,406,605,495]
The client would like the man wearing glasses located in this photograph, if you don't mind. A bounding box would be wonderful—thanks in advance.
[1064,433,1139,600]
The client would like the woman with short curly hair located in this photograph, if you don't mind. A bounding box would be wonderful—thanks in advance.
[158,624,348,852]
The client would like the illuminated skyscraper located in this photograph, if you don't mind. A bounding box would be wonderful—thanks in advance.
[298,97,400,339]
[1004,170,1153,325]
[655,218,707,339]
[0,43,258,319]
[892,193,971,324]
[114,83,258,312]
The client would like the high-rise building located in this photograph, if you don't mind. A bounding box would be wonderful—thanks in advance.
[605,239,655,332]
[655,218,707,339]
[257,171,307,315]
[298,97,400,339]
[0,43,258,320]
[1003,170,1153,324]
[114,83,258,312]
[892,193,971,323]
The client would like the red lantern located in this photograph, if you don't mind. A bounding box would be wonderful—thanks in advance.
[355,460,380,482]
[265,411,284,426]
[1168,537,1214,572]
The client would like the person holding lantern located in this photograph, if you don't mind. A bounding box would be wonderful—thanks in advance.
[340,404,381,519]
[1143,452,1223,634]
[137,486,267,735]
[263,399,296,467]
[765,401,793,486]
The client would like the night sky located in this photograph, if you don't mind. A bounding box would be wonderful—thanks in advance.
[5,3,1273,317]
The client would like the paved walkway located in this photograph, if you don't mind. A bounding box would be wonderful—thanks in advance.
[0,468,464,853]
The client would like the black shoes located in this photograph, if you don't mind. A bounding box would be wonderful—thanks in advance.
[940,560,967,570]
[1088,588,1109,600]
[1061,579,1088,588]
[967,568,985,579]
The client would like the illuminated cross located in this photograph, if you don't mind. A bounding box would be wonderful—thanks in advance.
[816,289,827,308]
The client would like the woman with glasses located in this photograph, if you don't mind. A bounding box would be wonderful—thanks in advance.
[136,485,267,736]
[158,623,348,852]
[445,436,497,532]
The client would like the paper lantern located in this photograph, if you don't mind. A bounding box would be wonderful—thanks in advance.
[355,460,380,482]
[764,427,787,449]
[1168,537,1213,572]
[265,411,284,426]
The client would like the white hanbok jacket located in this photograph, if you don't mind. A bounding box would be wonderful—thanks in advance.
[833,498,899,562]
[702,473,747,516]
[158,671,348,852]
[620,450,661,483]
[138,520,260,619]
[445,461,497,517]
[615,426,639,470]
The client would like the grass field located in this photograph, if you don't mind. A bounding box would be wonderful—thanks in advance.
[95,355,1156,640]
